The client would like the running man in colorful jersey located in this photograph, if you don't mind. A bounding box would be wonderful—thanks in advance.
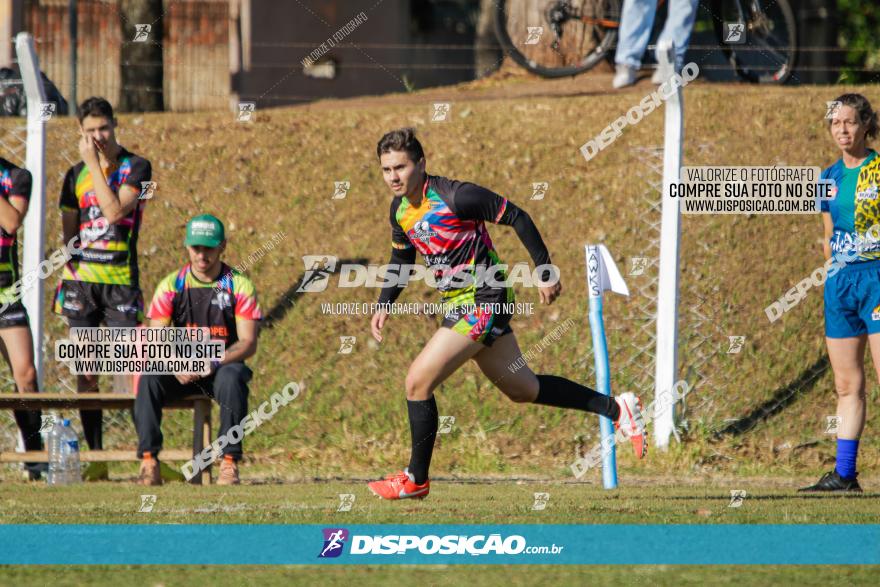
[0,156,44,480]
[801,94,880,493]
[367,128,646,500]
[53,97,151,476]
[134,215,262,486]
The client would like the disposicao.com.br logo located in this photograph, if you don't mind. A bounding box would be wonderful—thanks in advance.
[297,255,559,293]
[317,528,564,558]
[318,528,349,558]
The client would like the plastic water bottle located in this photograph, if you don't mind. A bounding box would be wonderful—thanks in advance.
[60,420,81,484]
[47,419,81,485]
[47,419,64,485]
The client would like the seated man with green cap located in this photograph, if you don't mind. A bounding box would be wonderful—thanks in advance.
[134,214,262,485]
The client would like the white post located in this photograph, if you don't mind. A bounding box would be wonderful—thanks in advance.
[653,40,683,449]
[15,32,47,389]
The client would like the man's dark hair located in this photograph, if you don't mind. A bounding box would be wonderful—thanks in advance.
[376,128,425,163]
[828,93,878,140]
[77,96,114,124]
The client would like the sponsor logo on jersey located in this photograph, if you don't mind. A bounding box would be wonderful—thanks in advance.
[412,220,437,243]
[63,299,83,312]
[425,254,450,265]
[212,291,232,310]
[186,322,229,340]
[857,184,878,201]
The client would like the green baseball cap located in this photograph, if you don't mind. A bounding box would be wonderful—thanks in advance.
[184,214,225,248]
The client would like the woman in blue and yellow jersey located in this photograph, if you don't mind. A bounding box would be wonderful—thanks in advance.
[801,94,880,492]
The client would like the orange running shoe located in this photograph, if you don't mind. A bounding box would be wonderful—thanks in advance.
[367,468,430,500]
[614,392,647,459]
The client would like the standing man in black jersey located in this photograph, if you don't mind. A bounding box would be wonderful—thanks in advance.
[54,97,152,481]
[367,128,647,500]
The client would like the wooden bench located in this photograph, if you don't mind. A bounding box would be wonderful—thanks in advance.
[0,393,213,484]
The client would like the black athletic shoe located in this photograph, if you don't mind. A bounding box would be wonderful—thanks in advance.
[798,470,863,493]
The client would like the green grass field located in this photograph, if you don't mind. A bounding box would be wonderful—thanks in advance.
[2,478,879,524]
[0,565,877,587]
[0,480,877,585]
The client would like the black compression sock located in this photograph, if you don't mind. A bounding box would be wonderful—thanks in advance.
[534,374,620,420]
[80,409,103,450]
[406,397,438,484]
[13,409,43,451]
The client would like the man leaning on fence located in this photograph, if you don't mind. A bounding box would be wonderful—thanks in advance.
[134,214,262,486]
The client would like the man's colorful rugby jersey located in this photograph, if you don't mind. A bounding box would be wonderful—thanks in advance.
[59,148,151,285]
[821,149,880,263]
[147,263,262,348]
[0,158,31,303]
[379,175,551,307]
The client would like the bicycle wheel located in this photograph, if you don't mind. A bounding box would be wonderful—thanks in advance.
[712,0,797,84]
[494,0,622,78]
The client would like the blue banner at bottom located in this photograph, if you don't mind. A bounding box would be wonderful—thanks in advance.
[1,525,878,565]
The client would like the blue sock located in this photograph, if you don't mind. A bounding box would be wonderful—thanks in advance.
[835,438,860,480]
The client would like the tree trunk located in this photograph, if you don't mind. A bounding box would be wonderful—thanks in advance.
[475,0,502,78]
[119,0,164,112]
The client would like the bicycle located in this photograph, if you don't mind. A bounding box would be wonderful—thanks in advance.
[493,0,797,84]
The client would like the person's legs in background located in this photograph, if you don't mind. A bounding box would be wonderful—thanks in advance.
[69,314,104,456]
[655,0,699,74]
[613,0,657,88]
[134,373,200,485]
[0,325,44,480]
[828,336,867,481]
[211,362,252,485]
[79,286,142,480]
[104,284,144,395]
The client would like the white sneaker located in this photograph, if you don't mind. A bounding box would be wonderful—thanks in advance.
[652,67,681,85]
[651,67,666,84]
[614,392,647,458]
[612,64,638,89]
